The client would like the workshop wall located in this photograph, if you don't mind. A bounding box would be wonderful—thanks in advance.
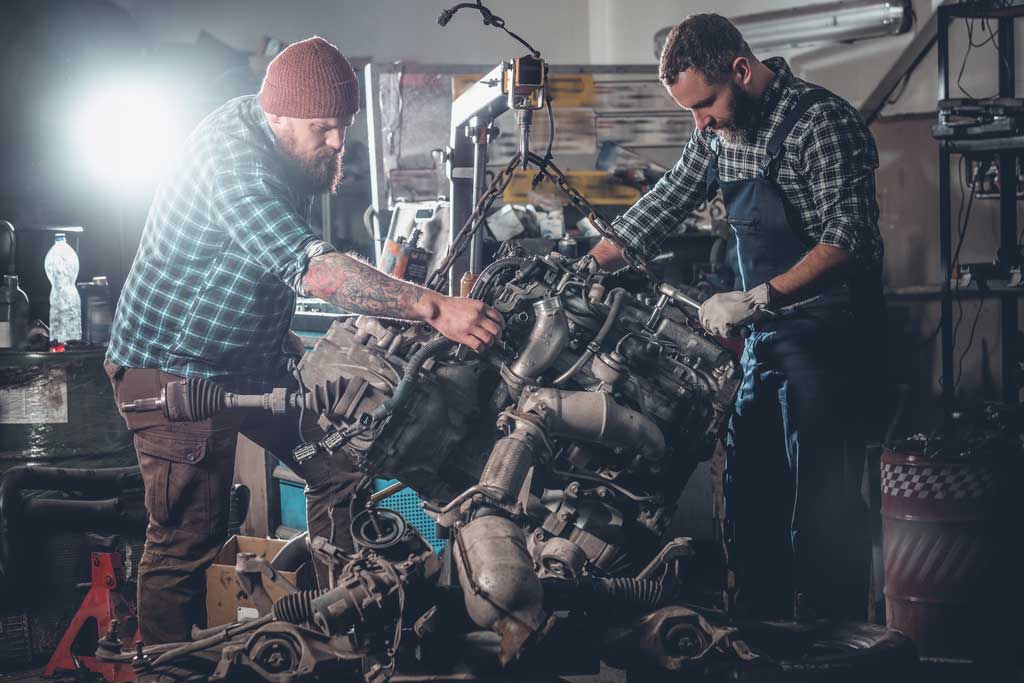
[117,0,592,64]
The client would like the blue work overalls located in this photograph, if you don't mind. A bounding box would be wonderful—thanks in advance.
[706,90,881,620]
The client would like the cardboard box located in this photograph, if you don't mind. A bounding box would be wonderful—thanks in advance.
[205,535,302,627]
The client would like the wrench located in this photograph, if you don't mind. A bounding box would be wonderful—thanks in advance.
[655,283,752,339]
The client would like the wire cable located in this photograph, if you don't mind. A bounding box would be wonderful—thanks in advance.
[955,297,986,391]
[438,1,542,57]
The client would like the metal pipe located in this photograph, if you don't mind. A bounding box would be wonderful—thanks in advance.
[453,513,547,665]
[368,480,407,505]
[732,0,912,51]
[469,118,489,275]
[508,298,570,382]
[519,388,666,464]
[516,109,532,170]
[654,0,912,56]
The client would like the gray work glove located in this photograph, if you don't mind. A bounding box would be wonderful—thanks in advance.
[698,283,771,338]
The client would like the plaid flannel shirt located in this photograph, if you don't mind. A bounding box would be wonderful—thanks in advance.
[611,58,883,273]
[107,95,333,391]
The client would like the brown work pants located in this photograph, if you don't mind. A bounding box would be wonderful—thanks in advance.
[104,360,362,645]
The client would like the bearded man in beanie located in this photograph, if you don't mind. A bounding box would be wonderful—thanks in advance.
[105,37,503,644]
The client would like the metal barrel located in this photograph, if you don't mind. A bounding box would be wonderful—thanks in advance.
[0,347,133,469]
[881,448,998,659]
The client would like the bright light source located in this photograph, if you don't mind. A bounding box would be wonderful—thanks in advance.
[74,82,184,191]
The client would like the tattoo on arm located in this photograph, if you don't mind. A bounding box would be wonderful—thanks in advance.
[301,252,431,320]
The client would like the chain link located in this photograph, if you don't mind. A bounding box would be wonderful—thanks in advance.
[426,153,523,292]
[425,146,650,293]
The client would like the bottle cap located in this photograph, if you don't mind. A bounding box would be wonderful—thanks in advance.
[55,233,66,242]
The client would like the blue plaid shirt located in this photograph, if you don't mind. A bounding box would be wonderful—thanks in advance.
[611,58,883,272]
[108,95,332,391]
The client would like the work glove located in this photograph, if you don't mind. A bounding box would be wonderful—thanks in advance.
[698,283,771,338]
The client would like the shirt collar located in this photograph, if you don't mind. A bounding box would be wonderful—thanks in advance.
[250,95,278,148]
[758,56,794,120]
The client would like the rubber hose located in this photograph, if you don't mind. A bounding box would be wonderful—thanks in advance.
[468,256,526,300]
[377,336,455,418]
[270,531,310,572]
[553,288,626,386]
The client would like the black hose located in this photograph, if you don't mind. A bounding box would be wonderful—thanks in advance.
[270,531,310,573]
[371,337,455,421]
[0,465,142,603]
[468,256,526,300]
[553,288,626,386]
[22,497,147,529]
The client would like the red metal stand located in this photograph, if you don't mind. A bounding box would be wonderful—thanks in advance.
[43,551,140,682]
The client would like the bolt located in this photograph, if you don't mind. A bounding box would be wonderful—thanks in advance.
[559,511,570,521]
[664,623,701,657]
[566,483,579,495]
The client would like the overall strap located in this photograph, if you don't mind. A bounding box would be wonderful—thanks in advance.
[704,135,722,201]
[760,88,833,176]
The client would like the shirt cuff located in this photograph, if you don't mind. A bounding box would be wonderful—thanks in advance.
[292,239,336,295]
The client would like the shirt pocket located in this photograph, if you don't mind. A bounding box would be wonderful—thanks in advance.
[729,217,761,236]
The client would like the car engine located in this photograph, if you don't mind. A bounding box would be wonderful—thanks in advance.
[290,246,743,658]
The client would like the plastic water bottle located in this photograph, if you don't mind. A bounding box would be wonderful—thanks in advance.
[44,233,81,343]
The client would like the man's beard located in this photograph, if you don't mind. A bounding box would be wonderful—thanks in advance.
[716,83,761,145]
[277,132,344,195]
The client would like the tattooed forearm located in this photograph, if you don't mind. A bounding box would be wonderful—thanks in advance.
[301,252,439,322]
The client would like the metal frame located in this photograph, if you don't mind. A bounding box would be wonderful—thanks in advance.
[363,62,685,282]
[936,1,1024,409]
[449,63,507,291]
[860,2,953,125]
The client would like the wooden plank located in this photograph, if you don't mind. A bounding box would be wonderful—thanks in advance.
[233,435,272,538]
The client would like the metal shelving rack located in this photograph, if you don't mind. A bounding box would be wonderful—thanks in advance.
[936,2,1024,409]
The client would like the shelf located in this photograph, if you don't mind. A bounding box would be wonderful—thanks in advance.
[939,135,1024,154]
[888,284,1024,300]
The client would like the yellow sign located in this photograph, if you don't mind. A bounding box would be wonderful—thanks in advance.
[502,170,641,206]
[453,73,595,108]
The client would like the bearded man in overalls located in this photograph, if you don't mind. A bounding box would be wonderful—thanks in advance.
[589,13,885,620]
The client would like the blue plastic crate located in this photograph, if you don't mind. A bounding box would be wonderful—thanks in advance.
[276,475,443,553]
[374,479,445,553]
[278,478,307,531]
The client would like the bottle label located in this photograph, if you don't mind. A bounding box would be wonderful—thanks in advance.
[0,322,11,348]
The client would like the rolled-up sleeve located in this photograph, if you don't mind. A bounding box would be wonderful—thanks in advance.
[210,169,332,292]
[799,102,882,267]
[609,128,712,262]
